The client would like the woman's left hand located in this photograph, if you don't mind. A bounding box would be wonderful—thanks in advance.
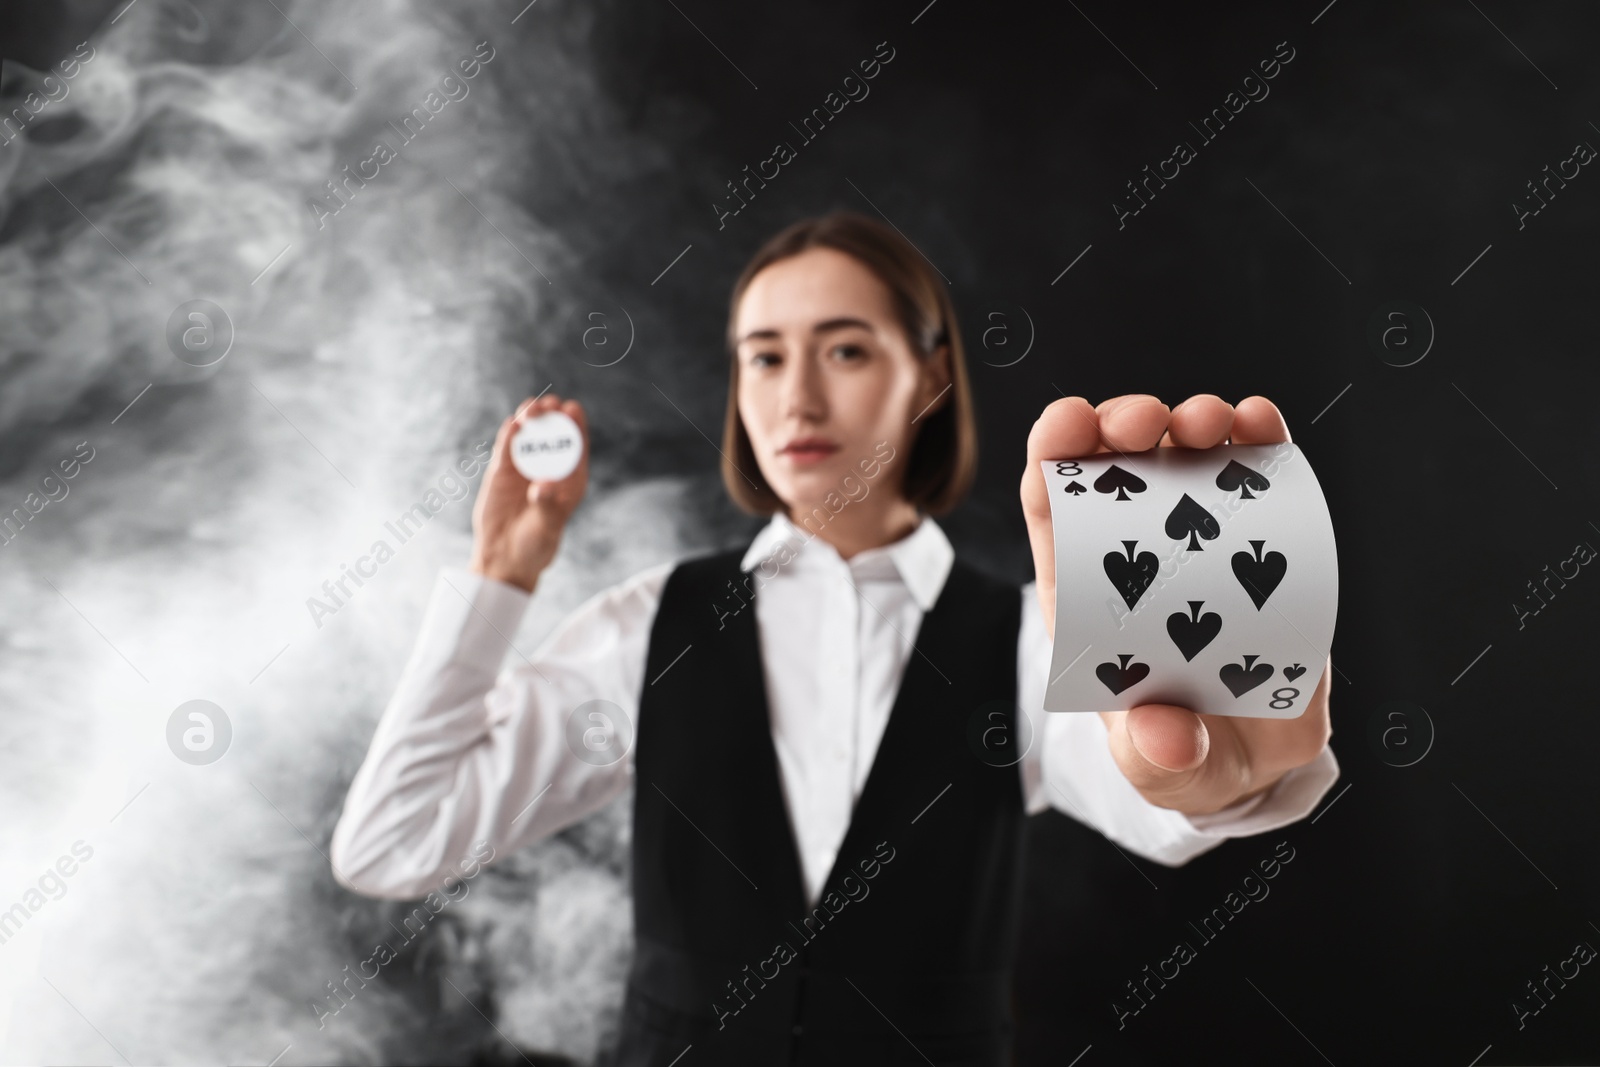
[1018,393,1333,816]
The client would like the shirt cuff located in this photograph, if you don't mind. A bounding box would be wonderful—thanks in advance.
[413,567,534,677]
[1178,743,1341,837]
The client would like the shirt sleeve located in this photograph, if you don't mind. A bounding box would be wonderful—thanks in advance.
[1016,580,1341,867]
[329,561,672,899]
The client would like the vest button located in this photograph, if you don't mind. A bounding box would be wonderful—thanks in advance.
[792,1024,804,1036]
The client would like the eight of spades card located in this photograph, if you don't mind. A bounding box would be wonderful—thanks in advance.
[1040,443,1338,719]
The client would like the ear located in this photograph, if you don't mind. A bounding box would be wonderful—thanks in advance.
[917,343,953,415]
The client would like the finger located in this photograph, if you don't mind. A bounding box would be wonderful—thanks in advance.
[517,391,564,425]
[1095,394,1170,452]
[1021,396,1100,522]
[1022,398,1101,634]
[560,398,589,456]
[1166,394,1235,448]
[563,399,590,481]
[1032,395,1102,458]
[1230,395,1291,444]
[511,395,540,424]
[1098,704,1212,796]
[489,413,522,476]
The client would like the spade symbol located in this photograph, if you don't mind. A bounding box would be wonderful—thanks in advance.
[1216,460,1271,499]
[1164,493,1221,551]
[1103,540,1159,610]
[1166,601,1222,661]
[1094,464,1147,502]
[1096,653,1150,696]
[1284,663,1306,682]
[1231,540,1288,609]
[1063,480,1087,496]
[1219,654,1275,697]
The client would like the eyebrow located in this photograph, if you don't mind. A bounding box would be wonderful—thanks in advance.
[737,317,876,345]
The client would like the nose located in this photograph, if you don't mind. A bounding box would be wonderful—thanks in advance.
[780,348,827,423]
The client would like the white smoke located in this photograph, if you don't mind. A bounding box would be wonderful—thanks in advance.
[0,1,722,1062]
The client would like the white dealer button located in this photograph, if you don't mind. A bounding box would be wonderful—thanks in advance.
[510,410,582,482]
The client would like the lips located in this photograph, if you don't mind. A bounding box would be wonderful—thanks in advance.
[781,436,840,458]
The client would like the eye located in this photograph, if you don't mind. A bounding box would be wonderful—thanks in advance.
[750,351,781,368]
[830,343,866,361]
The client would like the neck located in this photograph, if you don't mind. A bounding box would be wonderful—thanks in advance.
[786,494,922,560]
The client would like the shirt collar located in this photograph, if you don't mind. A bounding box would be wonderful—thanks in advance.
[738,510,954,613]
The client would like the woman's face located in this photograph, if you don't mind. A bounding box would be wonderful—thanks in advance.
[733,246,949,513]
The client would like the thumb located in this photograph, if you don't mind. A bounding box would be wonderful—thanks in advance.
[1099,706,1209,798]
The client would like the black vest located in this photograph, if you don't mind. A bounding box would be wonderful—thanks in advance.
[609,545,1027,1067]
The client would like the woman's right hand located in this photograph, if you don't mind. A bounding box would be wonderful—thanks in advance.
[468,393,590,593]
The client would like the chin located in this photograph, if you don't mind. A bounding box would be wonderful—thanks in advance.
[772,466,836,495]
[767,480,820,508]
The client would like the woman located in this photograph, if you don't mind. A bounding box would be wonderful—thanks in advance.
[330,212,1338,1065]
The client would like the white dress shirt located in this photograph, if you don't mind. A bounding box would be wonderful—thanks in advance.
[330,512,1340,906]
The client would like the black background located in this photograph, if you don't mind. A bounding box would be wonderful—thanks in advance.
[5,1,1597,1063]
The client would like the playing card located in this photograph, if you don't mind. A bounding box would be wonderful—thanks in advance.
[1040,443,1337,719]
